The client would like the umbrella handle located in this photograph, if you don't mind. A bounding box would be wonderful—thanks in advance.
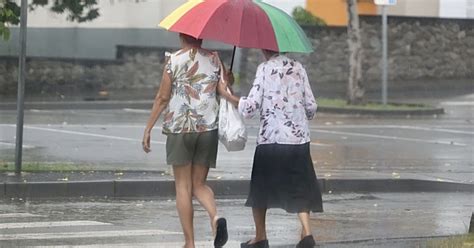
[229,46,236,72]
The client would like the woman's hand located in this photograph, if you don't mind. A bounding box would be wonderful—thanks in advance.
[142,130,151,153]
[142,61,172,154]
[227,71,235,86]
[217,77,229,96]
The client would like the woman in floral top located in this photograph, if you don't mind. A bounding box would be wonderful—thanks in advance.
[220,50,323,248]
[142,33,228,248]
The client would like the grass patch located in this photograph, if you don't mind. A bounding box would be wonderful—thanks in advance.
[0,162,92,172]
[318,98,434,111]
[426,234,474,248]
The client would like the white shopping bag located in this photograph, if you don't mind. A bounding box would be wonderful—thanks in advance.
[218,92,247,152]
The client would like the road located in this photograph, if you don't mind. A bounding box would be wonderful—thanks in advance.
[0,193,472,247]
[0,95,473,182]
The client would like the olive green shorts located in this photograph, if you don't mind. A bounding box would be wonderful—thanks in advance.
[165,130,218,168]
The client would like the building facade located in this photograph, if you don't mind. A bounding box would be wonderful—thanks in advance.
[306,0,474,26]
[0,0,305,59]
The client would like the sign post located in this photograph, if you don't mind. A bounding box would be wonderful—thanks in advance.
[374,0,396,105]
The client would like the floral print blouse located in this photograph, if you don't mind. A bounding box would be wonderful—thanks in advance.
[238,55,317,145]
[162,49,220,134]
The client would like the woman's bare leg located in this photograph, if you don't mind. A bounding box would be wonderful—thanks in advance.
[297,211,312,239]
[191,164,218,233]
[249,207,267,244]
[173,164,195,248]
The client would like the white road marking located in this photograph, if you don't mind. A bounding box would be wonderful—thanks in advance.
[0,213,44,218]
[20,126,166,145]
[0,141,35,149]
[1,124,471,146]
[0,229,182,241]
[312,129,467,146]
[310,142,333,147]
[441,101,474,106]
[33,241,243,248]
[390,125,474,135]
[122,108,150,114]
[312,125,474,135]
[0,221,112,229]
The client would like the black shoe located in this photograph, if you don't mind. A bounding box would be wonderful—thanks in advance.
[214,218,228,247]
[296,235,316,248]
[240,239,269,248]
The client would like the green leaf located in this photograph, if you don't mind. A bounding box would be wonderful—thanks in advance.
[292,6,326,26]
[0,24,10,41]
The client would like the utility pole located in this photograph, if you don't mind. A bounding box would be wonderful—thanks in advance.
[15,0,28,174]
[382,5,388,105]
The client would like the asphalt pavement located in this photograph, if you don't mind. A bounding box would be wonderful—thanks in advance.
[1,94,473,183]
[0,193,472,247]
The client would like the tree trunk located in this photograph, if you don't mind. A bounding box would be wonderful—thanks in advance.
[346,0,365,105]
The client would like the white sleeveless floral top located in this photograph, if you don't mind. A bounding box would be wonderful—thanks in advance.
[162,49,220,134]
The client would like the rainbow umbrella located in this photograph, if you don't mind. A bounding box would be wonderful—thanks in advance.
[160,0,313,69]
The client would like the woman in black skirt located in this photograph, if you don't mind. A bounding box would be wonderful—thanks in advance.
[219,49,323,248]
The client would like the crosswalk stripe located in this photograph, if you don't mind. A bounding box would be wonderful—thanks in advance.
[33,240,243,248]
[0,229,182,241]
[0,213,44,218]
[0,221,111,229]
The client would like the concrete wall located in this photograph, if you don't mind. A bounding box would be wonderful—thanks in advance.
[0,28,184,59]
[440,0,474,19]
[0,0,303,59]
[387,0,440,18]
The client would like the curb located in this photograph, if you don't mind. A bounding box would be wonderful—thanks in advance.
[1,179,472,199]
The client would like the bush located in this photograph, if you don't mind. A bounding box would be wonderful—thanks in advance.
[292,6,326,26]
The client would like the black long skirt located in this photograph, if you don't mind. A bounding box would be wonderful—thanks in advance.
[245,143,323,213]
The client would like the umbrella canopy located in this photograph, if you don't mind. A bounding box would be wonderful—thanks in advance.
[159,0,313,53]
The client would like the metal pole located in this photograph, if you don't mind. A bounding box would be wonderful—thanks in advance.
[15,0,28,174]
[382,5,388,105]
[229,46,237,72]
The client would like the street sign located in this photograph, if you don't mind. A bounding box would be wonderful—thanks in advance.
[374,0,397,104]
[374,0,397,5]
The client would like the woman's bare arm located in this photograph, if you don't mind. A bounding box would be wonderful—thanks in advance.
[142,65,172,153]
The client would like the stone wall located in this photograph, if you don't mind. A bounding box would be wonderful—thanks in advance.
[0,46,167,97]
[0,47,233,98]
[0,16,473,99]
[240,16,474,96]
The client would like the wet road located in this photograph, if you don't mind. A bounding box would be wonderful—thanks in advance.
[0,193,472,247]
[1,95,473,183]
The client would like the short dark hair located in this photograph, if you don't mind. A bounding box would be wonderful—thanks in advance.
[263,49,280,57]
[179,33,203,46]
